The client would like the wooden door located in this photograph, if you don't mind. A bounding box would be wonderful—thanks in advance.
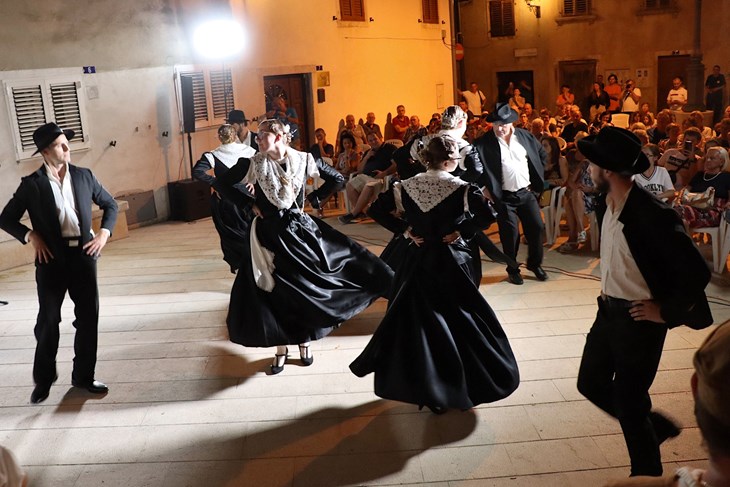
[263,74,311,150]
[558,60,596,116]
[657,55,691,111]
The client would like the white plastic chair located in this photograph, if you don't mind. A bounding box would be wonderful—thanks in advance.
[588,211,600,251]
[612,113,630,129]
[694,223,726,273]
[541,186,564,245]
[718,216,730,273]
[551,186,568,243]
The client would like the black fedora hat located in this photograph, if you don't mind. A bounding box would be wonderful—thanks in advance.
[226,109,248,124]
[577,127,649,174]
[485,102,519,124]
[32,122,75,155]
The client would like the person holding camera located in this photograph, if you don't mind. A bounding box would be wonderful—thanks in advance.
[621,79,642,114]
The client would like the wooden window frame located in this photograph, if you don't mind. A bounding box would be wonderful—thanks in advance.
[488,0,516,38]
[4,76,91,161]
[422,0,439,24]
[339,0,366,22]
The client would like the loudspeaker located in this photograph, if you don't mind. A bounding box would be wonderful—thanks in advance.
[167,179,211,221]
[180,75,196,134]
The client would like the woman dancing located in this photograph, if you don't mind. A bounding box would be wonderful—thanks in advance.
[350,135,520,413]
[222,119,393,374]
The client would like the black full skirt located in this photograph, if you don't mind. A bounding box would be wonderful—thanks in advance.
[210,194,253,272]
[227,211,393,347]
[350,240,519,410]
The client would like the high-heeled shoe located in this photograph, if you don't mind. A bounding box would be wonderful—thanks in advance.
[299,344,314,366]
[270,347,288,375]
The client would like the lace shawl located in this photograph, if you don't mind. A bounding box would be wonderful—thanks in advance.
[245,150,319,209]
[399,170,468,213]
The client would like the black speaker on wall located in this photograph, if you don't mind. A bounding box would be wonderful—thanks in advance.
[180,75,196,134]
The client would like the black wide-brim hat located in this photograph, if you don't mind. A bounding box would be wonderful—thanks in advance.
[32,122,75,155]
[226,109,248,124]
[577,126,650,174]
[485,102,519,124]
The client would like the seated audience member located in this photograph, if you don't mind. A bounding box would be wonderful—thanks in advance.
[391,104,410,142]
[633,129,650,146]
[523,103,538,122]
[0,445,27,487]
[558,137,598,253]
[603,322,730,487]
[336,114,368,152]
[688,110,714,141]
[464,123,479,144]
[403,115,424,143]
[635,144,676,201]
[561,106,590,146]
[427,116,441,134]
[674,146,730,229]
[335,132,361,177]
[531,118,546,138]
[362,112,383,140]
[641,112,655,129]
[659,127,703,187]
[630,111,643,126]
[658,123,681,152]
[541,135,569,195]
[540,108,557,129]
[309,128,335,161]
[516,112,530,129]
[648,110,674,145]
[339,133,397,224]
[713,118,730,148]
[638,102,654,121]
[590,112,613,135]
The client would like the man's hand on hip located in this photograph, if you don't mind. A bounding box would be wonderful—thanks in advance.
[83,230,109,258]
[28,231,54,263]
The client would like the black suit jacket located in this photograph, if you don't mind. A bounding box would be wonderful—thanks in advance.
[0,164,118,261]
[619,184,712,329]
[472,128,547,202]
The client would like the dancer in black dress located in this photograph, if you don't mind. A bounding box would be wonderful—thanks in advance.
[222,119,393,374]
[193,124,257,273]
[350,135,520,413]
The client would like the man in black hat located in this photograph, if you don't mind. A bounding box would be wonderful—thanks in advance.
[576,127,713,477]
[226,109,258,151]
[472,102,548,285]
[0,122,118,404]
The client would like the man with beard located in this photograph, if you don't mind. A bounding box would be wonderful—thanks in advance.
[576,127,713,478]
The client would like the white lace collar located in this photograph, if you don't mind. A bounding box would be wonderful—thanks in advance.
[206,143,256,168]
[247,150,318,209]
[400,170,467,213]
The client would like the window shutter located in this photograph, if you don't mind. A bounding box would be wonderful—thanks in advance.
[645,0,670,8]
[489,0,515,37]
[422,0,439,24]
[50,81,84,141]
[564,0,591,15]
[209,68,234,121]
[11,84,47,152]
[183,71,208,123]
[340,0,365,21]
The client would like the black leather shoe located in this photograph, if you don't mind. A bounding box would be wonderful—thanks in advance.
[30,374,58,404]
[72,379,109,394]
[528,266,549,281]
[507,272,524,285]
[651,412,680,444]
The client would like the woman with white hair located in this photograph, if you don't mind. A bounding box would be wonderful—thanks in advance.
[220,119,393,374]
[351,135,519,414]
[674,146,730,228]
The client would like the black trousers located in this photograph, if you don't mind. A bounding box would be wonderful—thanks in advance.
[706,92,724,125]
[577,297,668,476]
[34,245,99,386]
[495,188,544,273]
[307,178,346,208]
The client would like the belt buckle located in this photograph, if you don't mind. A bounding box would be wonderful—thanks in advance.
[67,239,80,247]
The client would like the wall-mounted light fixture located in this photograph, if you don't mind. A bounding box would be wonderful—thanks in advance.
[525,0,541,18]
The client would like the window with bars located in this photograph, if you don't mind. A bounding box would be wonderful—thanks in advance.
[563,0,592,16]
[177,66,235,130]
[644,0,671,9]
[339,0,365,21]
[4,77,90,161]
[422,0,439,24]
[488,0,515,38]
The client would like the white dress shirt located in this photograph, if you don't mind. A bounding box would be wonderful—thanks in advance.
[45,163,82,238]
[497,132,531,192]
[600,189,652,300]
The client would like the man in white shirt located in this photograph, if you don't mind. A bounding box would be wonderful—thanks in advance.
[0,123,118,404]
[667,77,689,111]
[620,79,642,113]
[226,110,259,151]
[457,82,487,117]
[576,127,712,478]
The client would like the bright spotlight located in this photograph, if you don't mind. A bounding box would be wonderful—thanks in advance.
[193,19,246,60]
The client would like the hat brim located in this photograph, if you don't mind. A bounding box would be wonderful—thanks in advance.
[32,129,75,155]
[486,110,519,124]
[577,135,650,174]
